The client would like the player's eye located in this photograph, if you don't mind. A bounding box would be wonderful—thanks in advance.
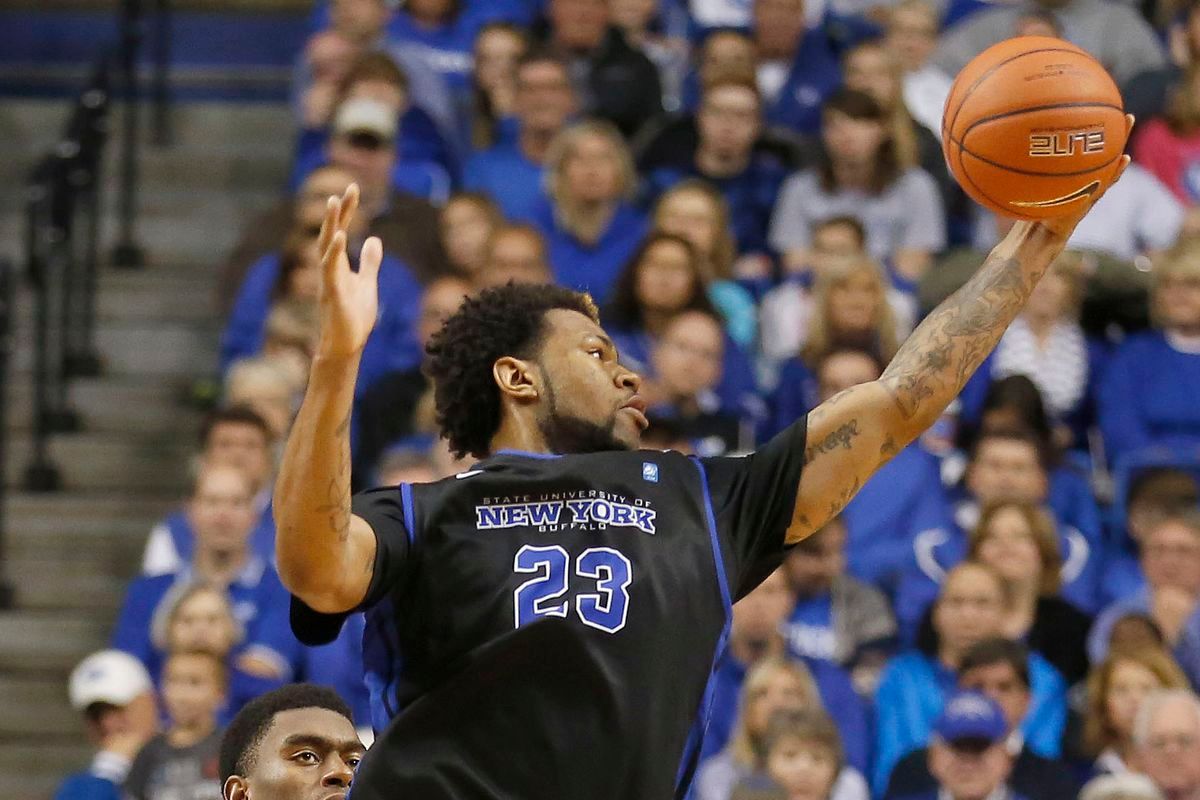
[347,755,363,768]
[588,349,603,359]
[293,751,320,764]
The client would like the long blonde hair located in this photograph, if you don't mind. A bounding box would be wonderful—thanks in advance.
[802,257,899,366]
[1083,647,1190,756]
[652,180,738,281]
[543,119,637,244]
[728,657,822,769]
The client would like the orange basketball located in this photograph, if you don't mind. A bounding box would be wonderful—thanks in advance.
[941,35,1127,220]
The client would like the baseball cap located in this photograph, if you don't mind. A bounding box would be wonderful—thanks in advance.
[68,650,153,711]
[333,97,398,141]
[933,690,1007,746]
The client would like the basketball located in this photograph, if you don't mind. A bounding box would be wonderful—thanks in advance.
[941,36,1127,220]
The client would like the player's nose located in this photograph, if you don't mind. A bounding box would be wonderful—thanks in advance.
[616,365,642,394]
[322,756,354,788]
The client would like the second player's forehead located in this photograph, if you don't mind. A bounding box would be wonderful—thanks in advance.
[261,708,361,753]
[540,309,611,352]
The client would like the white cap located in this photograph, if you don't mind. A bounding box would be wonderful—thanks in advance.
[333,97,397,141]
[68,650,153,711]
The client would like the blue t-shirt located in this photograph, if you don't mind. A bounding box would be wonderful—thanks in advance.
[763,28,842,136]
[462,142,545,222]
[785,593,837,663]
[1099,331,1200,464]
[532,200,648,304]
[111,559,297,686]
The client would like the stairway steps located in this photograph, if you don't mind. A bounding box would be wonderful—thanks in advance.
[0,613,110,672]
[5,431,194,492]
[0,677,82,737]
[7,563,128,614]
[0,743,94,800]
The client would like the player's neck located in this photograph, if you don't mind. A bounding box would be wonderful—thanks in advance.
[490,414,555,456]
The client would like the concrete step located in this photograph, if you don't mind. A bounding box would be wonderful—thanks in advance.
[0,677,80,737]
[0,742,94,800]
[6,522,148,566]
[0,100,293,188]
[5,431,194,492]
[7,490,177,520]
[12,319,219,379]
[6,559,132,614]
[7,373,203,435]
[0,612,110,672]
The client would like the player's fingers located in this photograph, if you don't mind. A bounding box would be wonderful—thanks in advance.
[322,230,347,288]
[317,195,339,257]
[337,183,360,233]
[359,236,383,284]
[1126,113,1136,138]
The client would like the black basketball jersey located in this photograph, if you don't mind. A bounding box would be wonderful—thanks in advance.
[291,419,808,800]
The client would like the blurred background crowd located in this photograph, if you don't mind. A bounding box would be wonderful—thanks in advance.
[14,0,1200,797]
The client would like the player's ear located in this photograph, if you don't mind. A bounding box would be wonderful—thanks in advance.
[493,356,539,403]
[223,776,248,800]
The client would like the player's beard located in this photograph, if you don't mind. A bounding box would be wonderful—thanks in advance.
[538,375,632,455]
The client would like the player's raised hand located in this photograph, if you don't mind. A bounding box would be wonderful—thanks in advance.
[1026,114,1135,241]
[315,183,381,360]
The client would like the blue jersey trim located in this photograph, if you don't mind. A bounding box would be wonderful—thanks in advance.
[674,458,735,797]
[400,482,416,547]
[494,448,562,459]
[691,458,732,614]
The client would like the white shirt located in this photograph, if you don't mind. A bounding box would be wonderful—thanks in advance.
[903,65,954,137]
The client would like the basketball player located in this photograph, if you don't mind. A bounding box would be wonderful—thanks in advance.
[276,139,1131,799]
[219,684,363,800]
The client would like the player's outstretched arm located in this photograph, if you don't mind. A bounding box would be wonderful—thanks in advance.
[784,141,1133,546]
[274,185,380,613]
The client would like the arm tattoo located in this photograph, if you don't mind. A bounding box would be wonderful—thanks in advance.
[315,410,353,541]
[881,252,1042,423]
[803,419,861,466]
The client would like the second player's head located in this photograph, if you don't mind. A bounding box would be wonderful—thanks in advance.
[425,282,646,459]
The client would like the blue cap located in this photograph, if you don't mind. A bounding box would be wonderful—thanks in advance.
[934,690,1008,745]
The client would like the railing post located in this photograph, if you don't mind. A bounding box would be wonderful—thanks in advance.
[111,0,144,270]
[151,0,172,146]
[22,164,64,493]
[0,258,16,609]
[64,66,110,379]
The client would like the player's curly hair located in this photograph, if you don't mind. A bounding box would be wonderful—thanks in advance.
[425,282,598,458]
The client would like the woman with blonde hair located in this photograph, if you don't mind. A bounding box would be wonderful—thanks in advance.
[695,657,869,800]
[1083,647,1190,774]
[651,180,759,348]
[1099,237,1200,462]
[768,257,911,422]
[966,500,1092,684]
[964,251,1102,451]
[535,119,647,301]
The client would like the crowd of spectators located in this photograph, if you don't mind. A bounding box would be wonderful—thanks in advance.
[52,0,1200,797]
